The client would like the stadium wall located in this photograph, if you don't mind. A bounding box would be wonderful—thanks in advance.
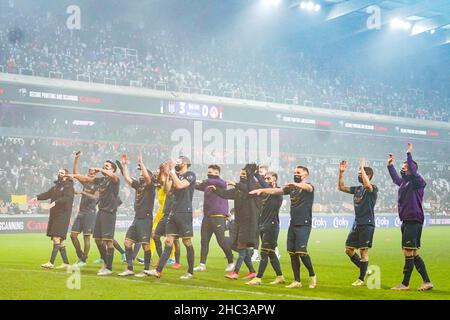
[1,73,450,139]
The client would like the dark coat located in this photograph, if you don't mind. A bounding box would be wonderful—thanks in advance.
[37,179,75,239]
[214,179,261,248]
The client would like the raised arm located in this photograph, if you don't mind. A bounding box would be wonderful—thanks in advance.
[387,153,402,186]
[163,176,173,194]
[211,186,236,200]
[406,143,426,188]
[169,169,193,190]
[138,149,152,185]
[66,173,95,184]
[158,162,173,194]
[195,180,207,192]
[284,182,314,193]
[36,187,53,201]
[359,158,374,192]
[249,187,284,196]
[254,173,271,188]
[120,154,134,186]
[338,160,351,193]
[101,168,119,183]
[73,151,81,174]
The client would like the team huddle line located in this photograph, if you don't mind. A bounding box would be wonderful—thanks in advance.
[34,143,433,291]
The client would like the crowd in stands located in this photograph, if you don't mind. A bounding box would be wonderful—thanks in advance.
[2,103,449,161]
[1,3,449,122]
[1,2,449,217]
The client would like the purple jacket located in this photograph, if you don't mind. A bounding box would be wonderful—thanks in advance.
[196,177,229,217]
[387,152,426,223]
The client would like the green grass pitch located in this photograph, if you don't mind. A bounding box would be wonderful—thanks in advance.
[0,227,449,300]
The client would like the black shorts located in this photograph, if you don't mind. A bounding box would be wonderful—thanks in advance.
[93,210,117,241]
[166,212,193,238]
[71,212,96,235]
[401,221,423,250]
[345,224,375,249]
[259,224,279,251]
[126,216,153,244]
[287,224,311,254]
[153,215,169,237]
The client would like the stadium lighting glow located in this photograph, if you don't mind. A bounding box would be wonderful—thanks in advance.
[390,18,412,30]
[299,1,321,12]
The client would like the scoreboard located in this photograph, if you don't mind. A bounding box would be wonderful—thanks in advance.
[160,100,224,120]
[0,79,449,142]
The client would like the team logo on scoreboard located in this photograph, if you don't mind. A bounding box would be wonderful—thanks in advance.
[209,106,219,119]
[161,100,223,120]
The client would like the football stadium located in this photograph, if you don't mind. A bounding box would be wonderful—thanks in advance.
[0,0,450,304]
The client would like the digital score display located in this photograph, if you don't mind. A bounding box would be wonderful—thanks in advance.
[160,100,224,120]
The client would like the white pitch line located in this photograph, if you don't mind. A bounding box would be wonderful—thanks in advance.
[1,267,331,300]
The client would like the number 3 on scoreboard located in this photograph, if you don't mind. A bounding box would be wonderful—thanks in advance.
[179,102,186,114]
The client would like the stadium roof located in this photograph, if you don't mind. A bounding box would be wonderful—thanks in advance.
[275,0,450,66]
[184,0,450,62]
[322,0,450,35]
